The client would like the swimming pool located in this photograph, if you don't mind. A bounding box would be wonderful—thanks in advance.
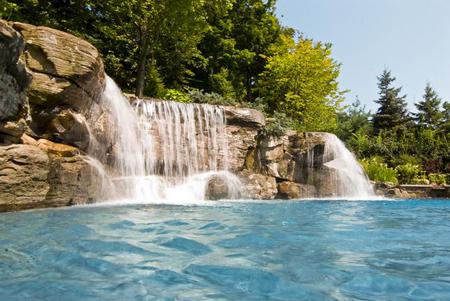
[1,200,449,300]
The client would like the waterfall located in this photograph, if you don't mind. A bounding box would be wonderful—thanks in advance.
[86,76,240,203]
[320,133,375,198]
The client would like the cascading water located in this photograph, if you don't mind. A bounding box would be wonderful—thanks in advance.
[87,76,240,203]
[320,133,375,198]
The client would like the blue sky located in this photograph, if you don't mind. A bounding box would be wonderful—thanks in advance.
[276,0,450,112]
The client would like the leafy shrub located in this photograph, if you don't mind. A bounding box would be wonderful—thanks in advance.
[260,111,293,138]
[395,163,422,184]
[411,174,430,185]
[241,97,269,114]
[360,157,398,184]
[188,89,237,106]
[392,154,422,166]
[428,173,448,185]
[160,89,191,103]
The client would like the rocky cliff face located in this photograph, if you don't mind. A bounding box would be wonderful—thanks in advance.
[0,20,104,212]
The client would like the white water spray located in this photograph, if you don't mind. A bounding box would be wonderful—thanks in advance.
[321,133,375,198]
[87,76,240,202]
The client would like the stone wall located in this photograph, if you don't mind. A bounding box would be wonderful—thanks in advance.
[374,183,450,199]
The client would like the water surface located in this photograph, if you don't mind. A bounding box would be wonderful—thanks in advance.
[1,200,450,300]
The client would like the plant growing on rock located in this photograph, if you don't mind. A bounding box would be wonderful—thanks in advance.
[261,111,293,138]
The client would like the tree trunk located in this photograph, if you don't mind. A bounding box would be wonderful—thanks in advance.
[135,32,150,98]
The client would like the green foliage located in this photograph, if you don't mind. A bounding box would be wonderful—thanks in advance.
[160,89,191,103]
[258,35,344,132]
[336,98,372,141]
[188,89,237,106]
[428,173,448,185]
[192,0,282,100]
[0,0,18,19]
[395,163,423,184]
[415,83,444,129]
[261,111,293,138]
[392,154,422,167]
[372,69,411,133]
[411,174,430,185]
[360,157,398,184]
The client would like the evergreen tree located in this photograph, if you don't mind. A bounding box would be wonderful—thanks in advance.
[414,83,444,129]
[336,97,372,142]
[372,69,410,133]
[440,101,450,133]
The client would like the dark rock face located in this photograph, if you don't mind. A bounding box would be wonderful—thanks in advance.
[0,20,31,144]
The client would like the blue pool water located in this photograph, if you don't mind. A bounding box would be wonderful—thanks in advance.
[1,200,450,300]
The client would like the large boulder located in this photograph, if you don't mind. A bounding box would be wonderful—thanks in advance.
[204,173,241,200]
[0,144,50,211]
[11,22,105,146]
[223,106,265,128]
[0,144,102,212]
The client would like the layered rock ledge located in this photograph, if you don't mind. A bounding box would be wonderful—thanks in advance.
[0,20,104,212]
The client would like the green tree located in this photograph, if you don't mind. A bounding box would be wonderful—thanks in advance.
[191,0,282,101]
[258,35,344,132]
[336,97,372,142]
[414,83,444,129]
[372,69,410,133]
[440,101,450,133]
[0,0,18,19]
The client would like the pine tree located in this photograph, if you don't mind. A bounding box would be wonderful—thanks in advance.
[414,83,444,129]
[372,69,410,133]
[440,101,450,133]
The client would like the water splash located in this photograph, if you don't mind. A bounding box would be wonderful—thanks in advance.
[320,133,375,198]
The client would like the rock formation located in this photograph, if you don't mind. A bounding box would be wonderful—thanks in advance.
[0,20,103,212]
[11,22,105,148]
[0,19,390,212]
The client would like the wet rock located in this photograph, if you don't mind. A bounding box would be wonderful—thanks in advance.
[36,138,80,157]
[0,144,50,211]
[252,131,327,183]
[238,171,277,200]
[277,181,316,199]
[205,176,230,200]
[226,125,260,172]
